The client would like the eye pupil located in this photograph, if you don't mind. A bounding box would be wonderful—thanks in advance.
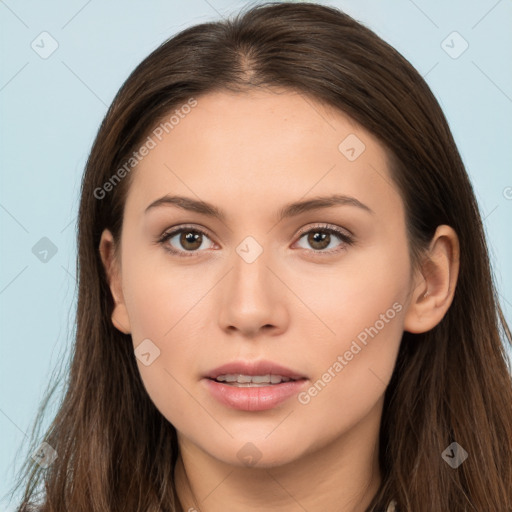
[181,231,202,250]
[308,231,330,250]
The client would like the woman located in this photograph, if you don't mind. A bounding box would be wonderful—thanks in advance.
[10,2,512,511]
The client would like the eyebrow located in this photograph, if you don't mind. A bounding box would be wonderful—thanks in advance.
[144,193,374,221]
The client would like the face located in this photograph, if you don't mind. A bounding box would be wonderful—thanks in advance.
[101,89,418,468]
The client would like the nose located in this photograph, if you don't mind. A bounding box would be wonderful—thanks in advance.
[217,245,289,338]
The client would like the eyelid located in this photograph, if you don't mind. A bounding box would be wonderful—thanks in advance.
[295,222,354,239]
[159,223,213,240]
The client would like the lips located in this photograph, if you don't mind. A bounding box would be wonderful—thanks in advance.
[202,360,308,411]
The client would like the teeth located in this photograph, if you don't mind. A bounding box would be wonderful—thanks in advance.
[215,374,293,385]
[251,375,271,384]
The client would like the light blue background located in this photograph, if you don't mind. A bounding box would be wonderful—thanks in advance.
[1,0,511,509]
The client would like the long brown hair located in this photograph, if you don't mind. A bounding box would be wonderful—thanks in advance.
[8,2,512,511]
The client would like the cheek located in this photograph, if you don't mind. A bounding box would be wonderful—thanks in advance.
[122,249,207,341]
[126,281,206,434]
[294,297,404,444]
[117,250,201,418]
[291,233,409,350]
[292,241,408,421]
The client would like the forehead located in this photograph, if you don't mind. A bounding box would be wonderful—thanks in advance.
[124,89,401,220]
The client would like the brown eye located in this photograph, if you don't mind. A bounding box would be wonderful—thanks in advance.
[179,231,203,251]
[295,225,354,254]
[306,231,331,250]
[159,227,215,256]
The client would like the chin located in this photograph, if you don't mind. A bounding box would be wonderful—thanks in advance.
[204,437,309,469]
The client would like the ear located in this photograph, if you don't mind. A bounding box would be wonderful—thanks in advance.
[403,225,460,334]
[99,229,131,334]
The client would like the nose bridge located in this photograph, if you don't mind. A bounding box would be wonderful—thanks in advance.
[216,232,287,334]
[230,233,271,301]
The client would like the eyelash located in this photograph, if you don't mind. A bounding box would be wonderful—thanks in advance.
[156,223,354,258]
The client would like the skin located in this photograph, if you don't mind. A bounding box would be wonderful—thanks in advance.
[99,89,459,512]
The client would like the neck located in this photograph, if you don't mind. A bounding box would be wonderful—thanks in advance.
[175,399,383,512]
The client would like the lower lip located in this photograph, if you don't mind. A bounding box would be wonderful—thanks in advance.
[203,378,308,411]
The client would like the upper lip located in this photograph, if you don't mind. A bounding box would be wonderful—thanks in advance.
[204,360,307,380]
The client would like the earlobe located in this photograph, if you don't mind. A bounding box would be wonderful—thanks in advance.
[99,229,131,334]
[403,225,460,334]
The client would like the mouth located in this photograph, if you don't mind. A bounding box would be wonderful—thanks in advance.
[210,373,300,387]
[202,360,308,411]
[211,373,301,388]
[204,359,307,383]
